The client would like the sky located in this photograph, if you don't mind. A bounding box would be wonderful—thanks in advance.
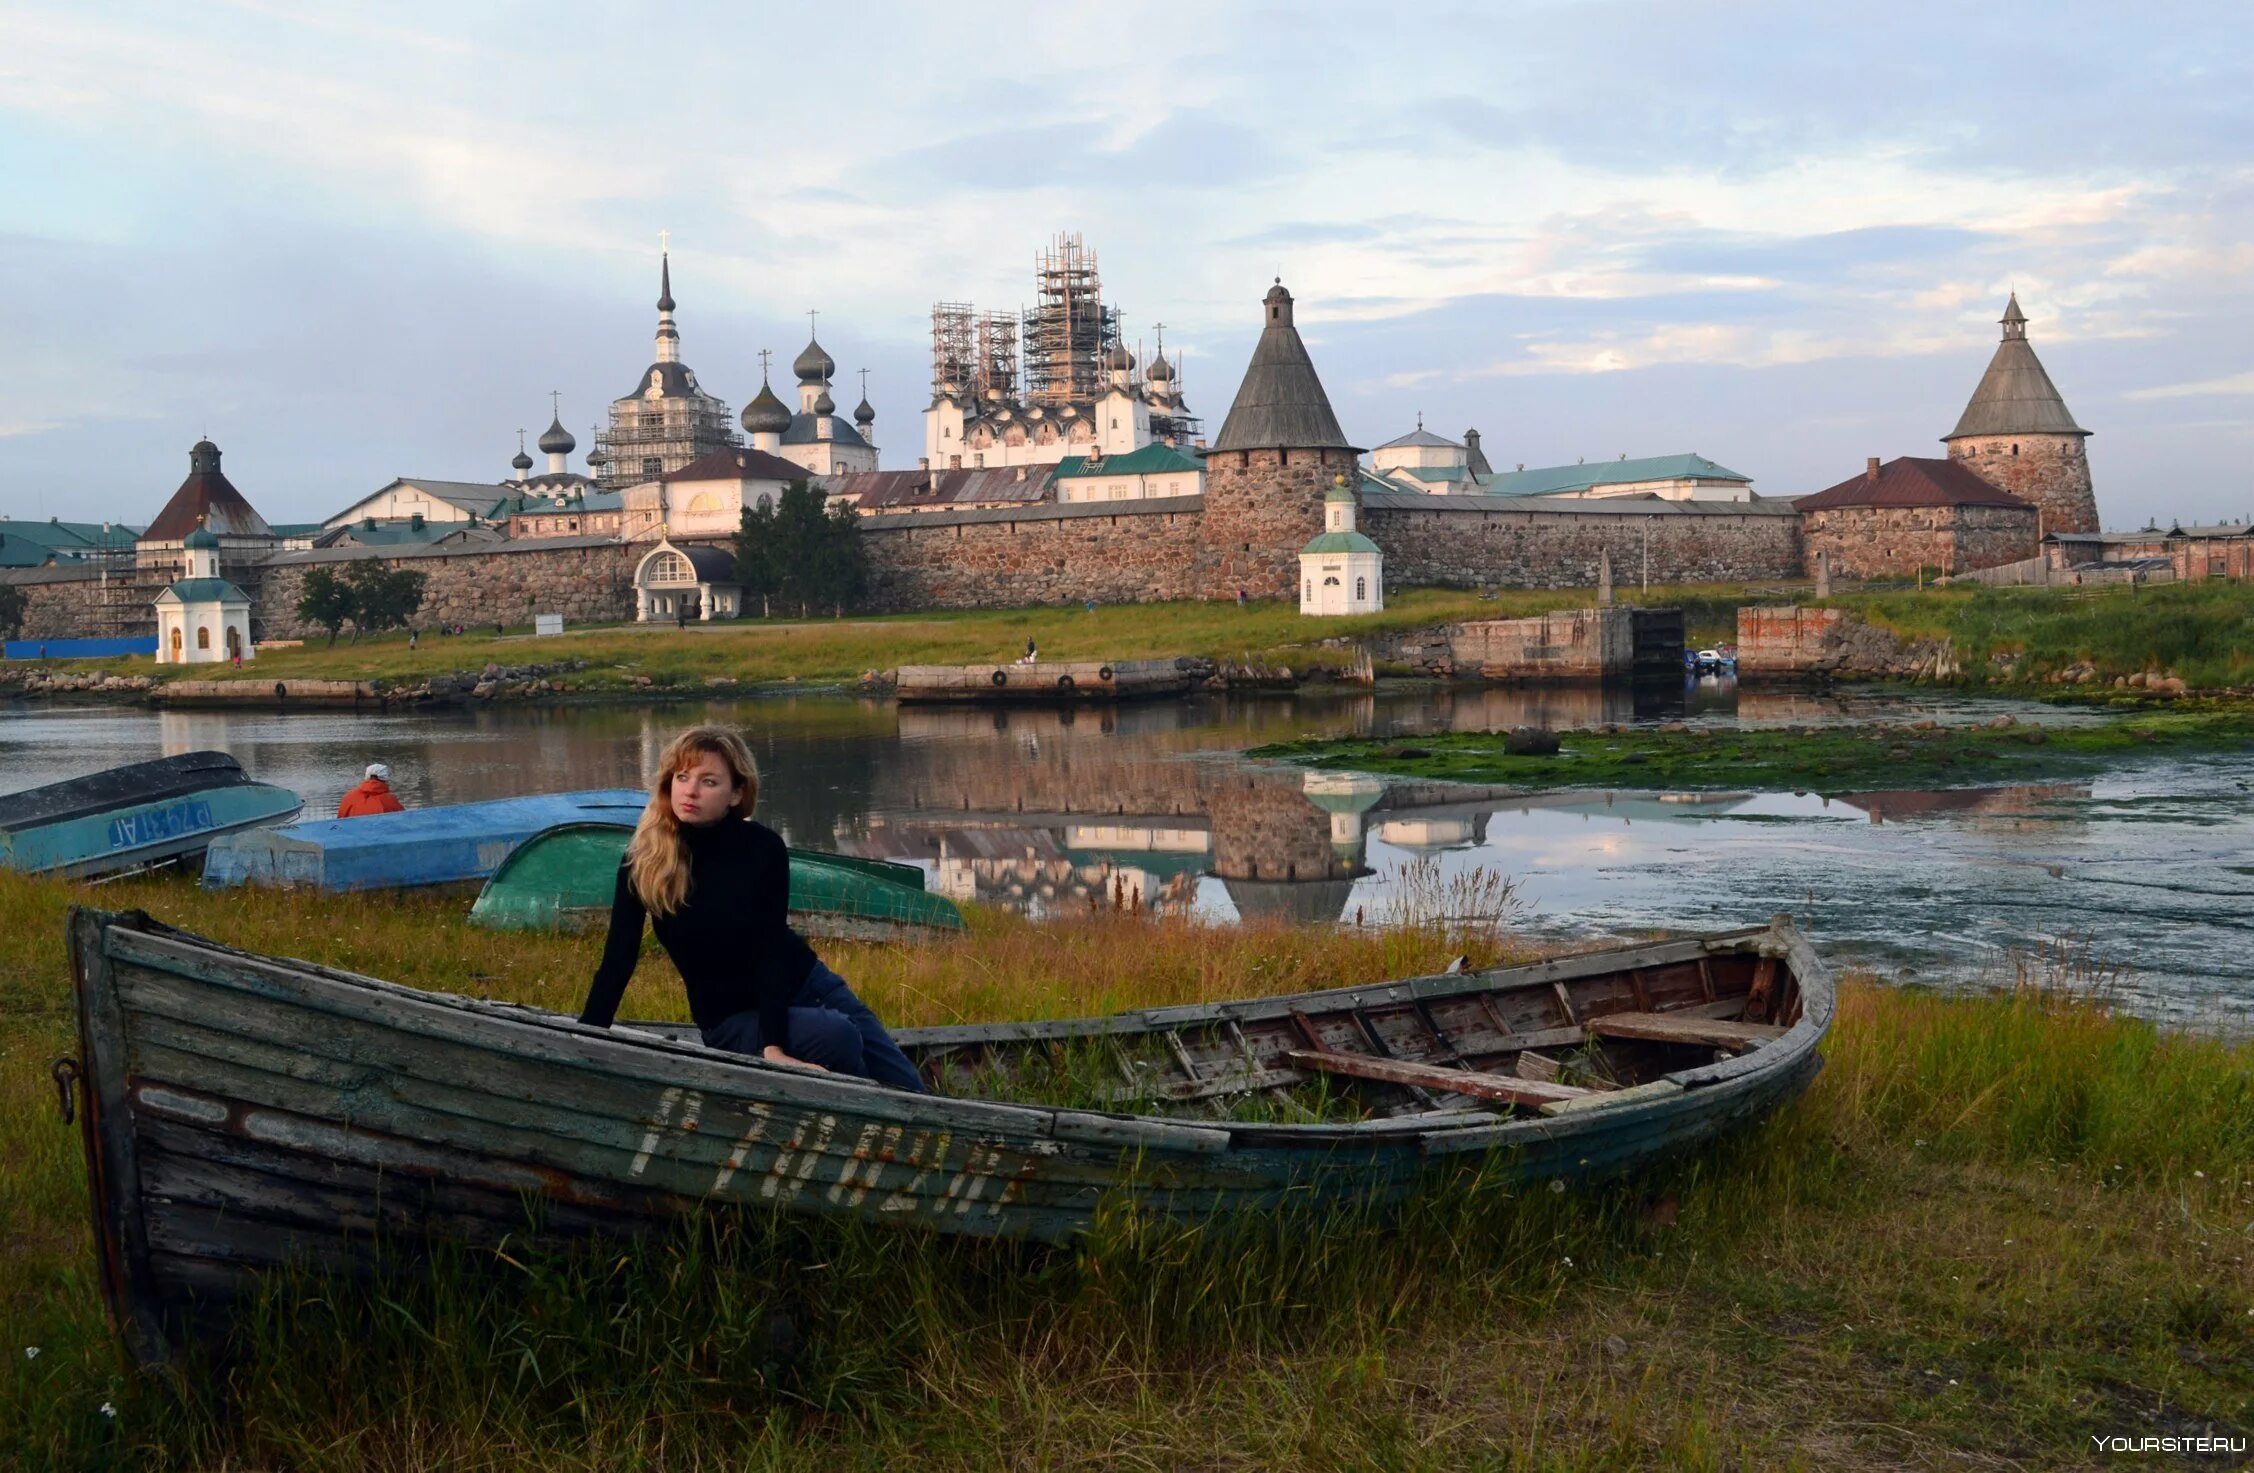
[1,1,2250,529]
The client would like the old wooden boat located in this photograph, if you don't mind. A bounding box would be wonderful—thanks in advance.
[466,821,966,941]
[895,658,1193,703]
[62,908,1828,1366]
[200,789,648,892]
[0,753,301,881]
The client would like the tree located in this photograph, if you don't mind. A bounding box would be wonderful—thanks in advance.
[734,497,783,618]
[296,568,354,647]
[772,480,833,617]
[810,497,868,617]
[342,559,428,641]
[0,581,24,642]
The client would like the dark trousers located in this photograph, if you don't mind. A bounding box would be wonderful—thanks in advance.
[703,962,926,1093]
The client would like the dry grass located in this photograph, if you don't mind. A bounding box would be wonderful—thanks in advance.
[0,871,2248,1470]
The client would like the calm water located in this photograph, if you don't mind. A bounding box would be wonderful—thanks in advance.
[5,682,2248,1031]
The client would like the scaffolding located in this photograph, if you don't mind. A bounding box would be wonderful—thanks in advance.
[1021,231,1118,407]
[930,302,975,399]
[975,311,1020,402]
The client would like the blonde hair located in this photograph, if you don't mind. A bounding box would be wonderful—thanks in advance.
[625,725,761,916]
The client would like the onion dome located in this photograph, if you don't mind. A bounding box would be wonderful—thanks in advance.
[853,395,875,426]
[511,448,534,474]
[537,416,576,456]
[656,253,675,313]
[183,524,220,550]
[1102,341,1134,371]
[813,388,836,415]
[587,444,607,470]
[1147,351,1173,383]
[794,335,835,384]
[740,378,792,435]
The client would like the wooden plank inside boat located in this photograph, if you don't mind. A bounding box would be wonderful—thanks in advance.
[1585,1012,1786,1050]
[1283,1049,1593,1108]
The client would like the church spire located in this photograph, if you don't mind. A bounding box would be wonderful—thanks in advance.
[654,234,680,364]
[2000,291,2027,340]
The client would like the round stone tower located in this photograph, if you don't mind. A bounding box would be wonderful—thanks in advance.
[1942,293,2097,534]
[1198,279,1364,598]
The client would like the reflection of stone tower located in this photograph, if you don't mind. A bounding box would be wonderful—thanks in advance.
[1208,768,1366,924]
[1200,280,1364,599]
[1943,294,2097,534]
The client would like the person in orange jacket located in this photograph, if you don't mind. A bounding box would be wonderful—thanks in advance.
[336,763,406,818]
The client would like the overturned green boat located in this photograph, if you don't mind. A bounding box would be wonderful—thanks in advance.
[466,821,964,943]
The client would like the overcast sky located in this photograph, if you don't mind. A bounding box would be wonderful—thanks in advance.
[2,1,2249,529]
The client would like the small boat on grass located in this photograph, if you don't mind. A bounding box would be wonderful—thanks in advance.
[467,821,965,942]
[200,789,648,892]
[895,658,1193,703]
[60,908,1829,1367]
[0,753,301,881]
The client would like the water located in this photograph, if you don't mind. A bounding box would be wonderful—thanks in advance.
[5,681,2247,1031]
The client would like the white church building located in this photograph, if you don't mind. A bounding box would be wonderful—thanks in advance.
[1300,479,1383,616]
[154,524,254,664]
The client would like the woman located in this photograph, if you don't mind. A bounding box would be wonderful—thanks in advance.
[576,726,925,1092]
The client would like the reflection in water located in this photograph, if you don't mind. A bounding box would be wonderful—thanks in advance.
[4,686,2248,1029]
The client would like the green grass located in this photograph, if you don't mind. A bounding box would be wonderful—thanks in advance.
[8,584,1763,697]
[2,875,2248,1469]
[1838,581,2254,691]
[1253,700,2254,792]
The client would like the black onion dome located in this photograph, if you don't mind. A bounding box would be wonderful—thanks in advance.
[853,395,875,425]
[741,379,792,435]
[511,449,534,472]
[813,388,836,415]
[537,416,576,455]
[1148,351,1173,382]
[1102,341,1133,370]
[793,335,834,384]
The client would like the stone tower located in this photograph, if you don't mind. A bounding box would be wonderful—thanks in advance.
[1942,293,2097,534]
[1199,279,1363,599]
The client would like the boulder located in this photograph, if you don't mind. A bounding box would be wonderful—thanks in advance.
[1503,727,1561,757]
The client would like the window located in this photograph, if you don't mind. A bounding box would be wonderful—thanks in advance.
[1356,577,1367,600]
[196,626,211,650]
[1304,580,1312,600]
[642,458,662,478]
[1323,576,1340,587]
[647,551,692,585]
[169,628,182,658]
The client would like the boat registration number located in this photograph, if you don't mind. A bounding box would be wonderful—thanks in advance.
[109,799,215,850]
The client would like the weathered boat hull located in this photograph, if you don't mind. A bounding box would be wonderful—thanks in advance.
[466,821,965,941]
[0,752,302,880]
[63,910,1830,1368]
[895,658,1193,703]
[200,789,649,892]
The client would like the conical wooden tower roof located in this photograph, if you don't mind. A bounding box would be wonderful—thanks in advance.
[1210,280,1360,453]
[142,440,275,541]
[1945,294,2089,440]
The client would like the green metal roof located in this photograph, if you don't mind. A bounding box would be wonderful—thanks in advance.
[268,522,326,537]
[155,578,250,604]
[1484,453,1752,498]
[1052,443,1205,478]
[1302,530,1381,555]
[0,517,139,551]
[1399,464,1470,483]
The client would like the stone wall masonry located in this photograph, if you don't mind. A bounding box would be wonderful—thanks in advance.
[1448,608,1633,679]
[1360,498,1804,588]
[1800,503,2037,581]
[256,540,637,640]
[1737,605,1956,679]
[859,499,1205,611]
[1200,447,1359,600]
[1946,434,2098,535]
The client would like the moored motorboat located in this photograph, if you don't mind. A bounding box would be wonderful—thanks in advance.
[0,752,301,881]
[200,789,648,892]
[466,820,965,941]
[61,908,1829,1367]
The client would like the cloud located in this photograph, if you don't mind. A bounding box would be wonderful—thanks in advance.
[2126,371,2254,402]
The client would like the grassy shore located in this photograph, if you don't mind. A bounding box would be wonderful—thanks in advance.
[8,584,1759,696]
[1840,580,2254,691]
[2,873,2248,1470]
[1252,699,2254,792]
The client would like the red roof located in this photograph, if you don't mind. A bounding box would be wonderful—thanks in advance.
[832,467,1049,510]
[660,446,809,484]
[1795,456,2031,512]
[141,441,276,542]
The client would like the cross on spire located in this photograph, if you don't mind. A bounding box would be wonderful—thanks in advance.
[758,348,774,381]
[859,367,870,396]
[658,228,670,254]
[807,308,819,337]
[549,389,561,420]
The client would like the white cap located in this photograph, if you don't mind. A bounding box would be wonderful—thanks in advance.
[365,763,391,782]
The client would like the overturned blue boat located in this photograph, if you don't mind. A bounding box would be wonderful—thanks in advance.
[201,789,648,892]
[0,752,301,881]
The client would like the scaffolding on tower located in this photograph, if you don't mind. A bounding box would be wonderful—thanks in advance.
[1021,231,1119,407]
[976,311,1020,402]
[929,302,975,399]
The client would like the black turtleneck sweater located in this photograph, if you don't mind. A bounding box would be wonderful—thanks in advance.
[578,818,819,1047]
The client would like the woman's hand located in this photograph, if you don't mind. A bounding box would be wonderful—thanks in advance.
[763,1045,827,1072]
